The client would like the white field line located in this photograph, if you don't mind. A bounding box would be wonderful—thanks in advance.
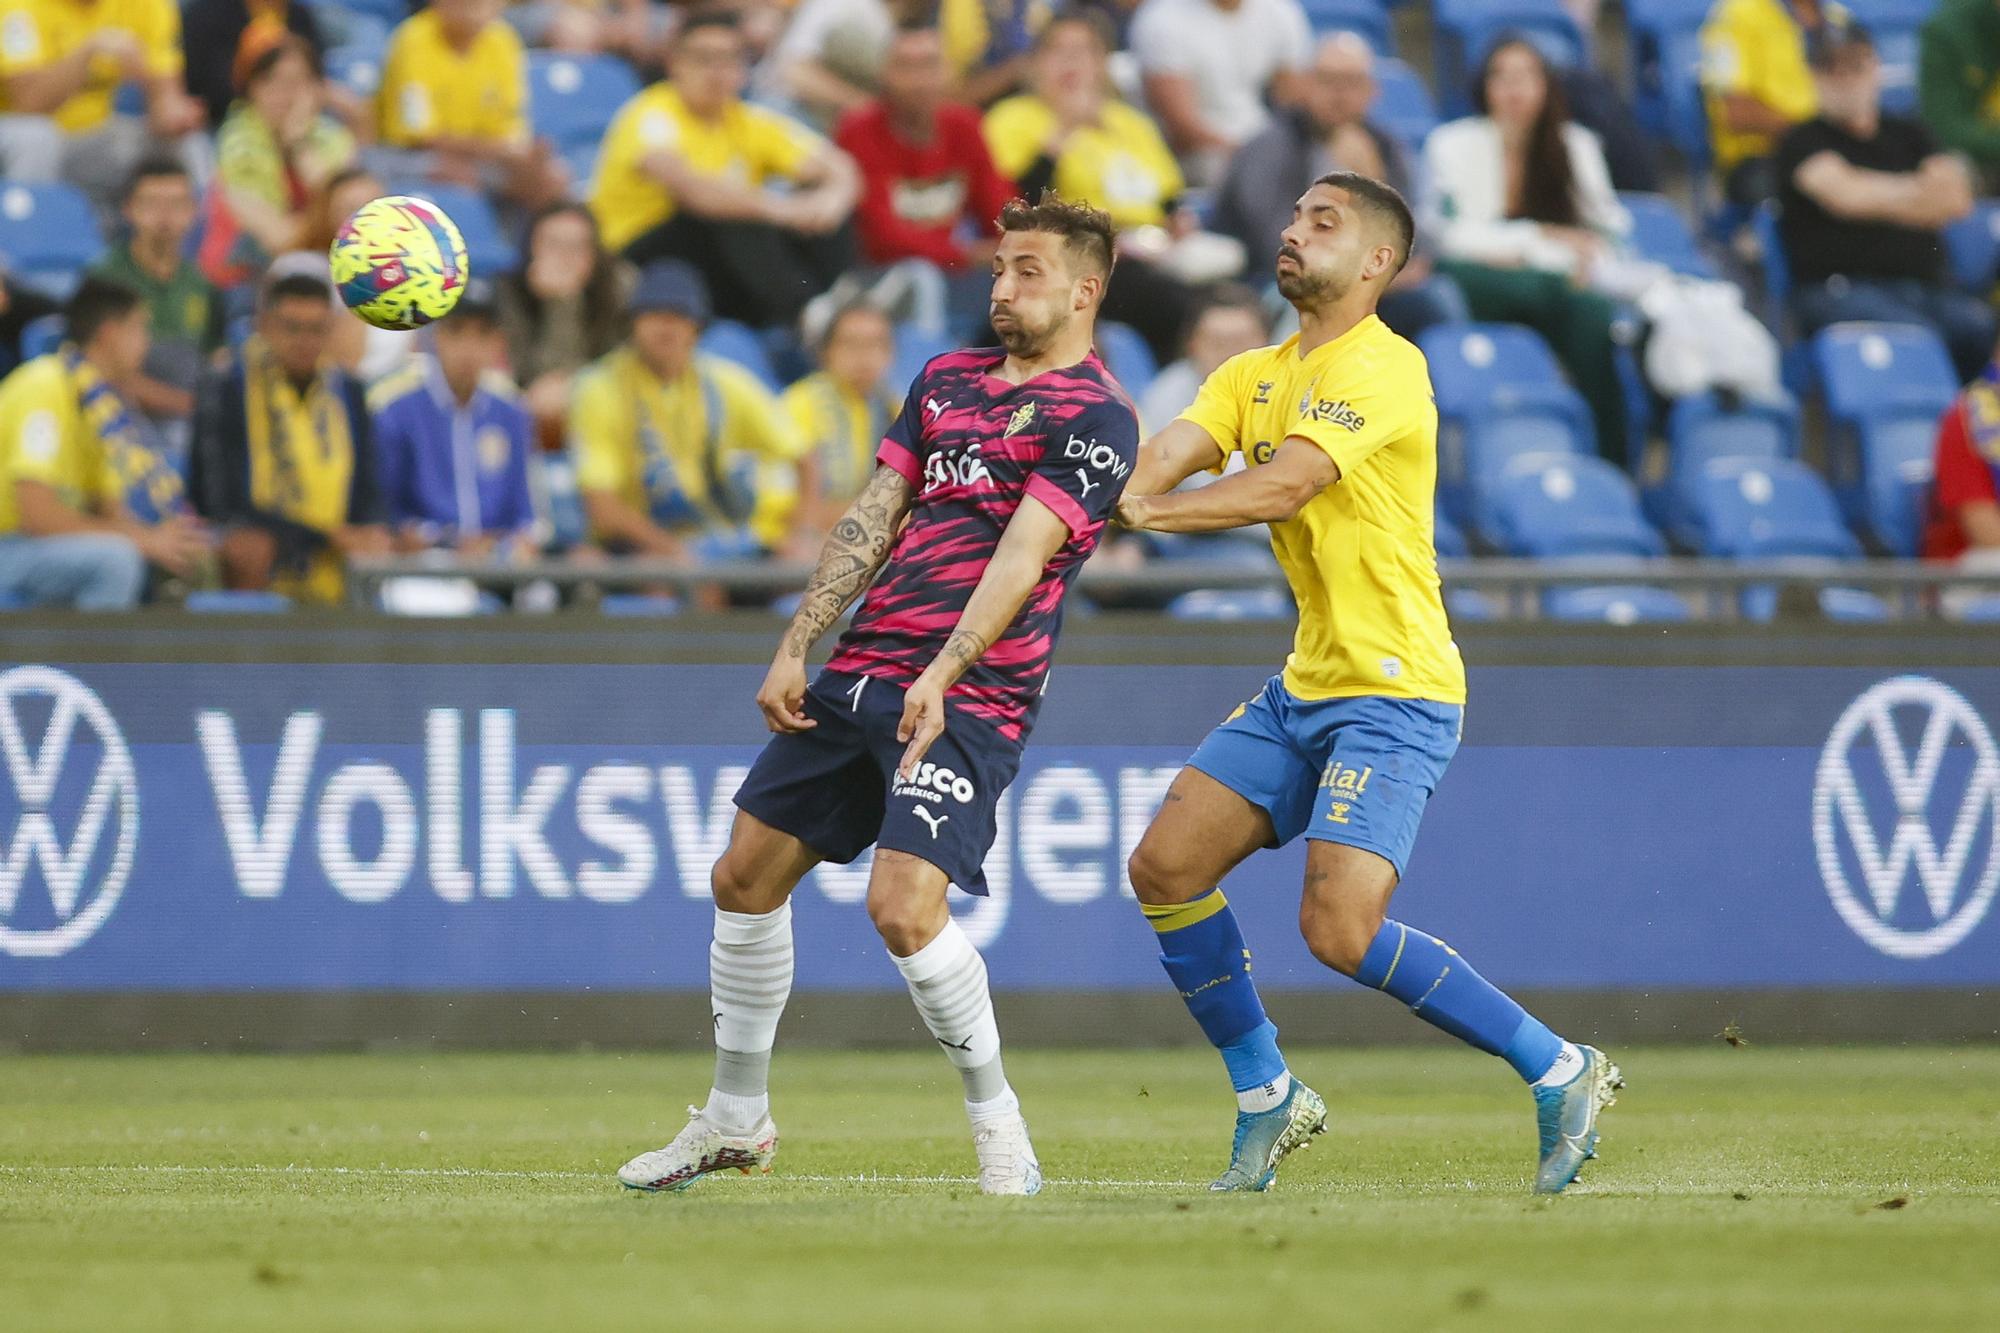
[0,1162,1201,1190]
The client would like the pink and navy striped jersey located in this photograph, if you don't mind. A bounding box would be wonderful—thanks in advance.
[824,347,1140,741]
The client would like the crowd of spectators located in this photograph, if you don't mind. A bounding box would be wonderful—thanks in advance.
[0,0,1996,613]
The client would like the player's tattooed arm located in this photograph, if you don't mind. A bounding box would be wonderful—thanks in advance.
[781,462,915,659]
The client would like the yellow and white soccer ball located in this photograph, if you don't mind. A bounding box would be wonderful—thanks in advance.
[328,194,469,330]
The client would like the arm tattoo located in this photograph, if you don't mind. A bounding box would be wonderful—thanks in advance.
[936,627,991,674]
[782,463,913,659]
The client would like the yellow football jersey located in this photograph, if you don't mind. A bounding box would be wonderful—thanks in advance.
[1178,314,1465,705]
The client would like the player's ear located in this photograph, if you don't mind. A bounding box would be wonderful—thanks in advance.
[1363,242,1397,281]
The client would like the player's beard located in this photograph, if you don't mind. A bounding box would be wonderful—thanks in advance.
[992,305,1067,359]
[1275,247,1349,309]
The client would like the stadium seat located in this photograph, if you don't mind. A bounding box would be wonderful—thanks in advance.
[386,182,517,275]
[325,44,385,98]
[1543,584,1690,624]
[601,594,685,617]
[19,312,63,361]
[1372,58,1440,149]
[1299,0,1394,53]
[1433,0,1588,117]
[1682,458,1862,560]
[1811,322,1959,552]
[1811,323,1959,422]
[1421,323,1594,520]
[185,591,293,614]
[1096,321,1156,399]
[1753,204,1790,310]
[530,452,588,552]
[1942,200,2000,295]
[1816,587,1892,622]
[1167,587,1294,621]
[891,323,956,396]
[529,52,643,152]
[329,0,411,29]
[1619,192,1717,279]
[1479,453,1665,559]
[0,182,105,298]
[1657,391,1801,542]
[1624,0,1711,140]
[1433,506,1469,559]
[1445,587,1502,622]
[699,319,782,391]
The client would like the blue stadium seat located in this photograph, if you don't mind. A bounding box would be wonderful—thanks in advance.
[385,183,518,276]
[1658,27,1710,165]
[185,591,293,614]
[530,452,588,552]
[1847,413,1938,557]
[1683,458,1862,560]
[1658,391,1801,541]
[1097,321,1156,399]
[1811,323,1959,423]
[1816,587,1892,623]
[1811,322,1959,551]
[891,324,957,396]
[1753,204,1790,309]
[1543,584,1690,624]
[330,0,412,29]
[601,594,685,617]
[324,44,385,98]
[1619,192,1716,279]
[1421,323,1594,520]
[1445,587,1502,622]
[1624,0,1712,140]
[19,312,63,361]
[0,182,105,298]
[529,52,643,151]
[1300,0,1394,53]
[1943,200,2000,295]
[1433,0,1588,117]
[699,320,782,391]
[1433,506,1468,559]
[1167,587,1295,621]
[1372,58,1439,148]
[1480,453,1665,558]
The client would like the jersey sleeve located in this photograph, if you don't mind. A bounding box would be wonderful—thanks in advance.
[716,363,808,463]
[875,369,930,486]
[567,369,634,496]
[1287,344,1433,480]
[1177,352,1254,462]
[1024,398,1141,536]
[1933,401,2000,512]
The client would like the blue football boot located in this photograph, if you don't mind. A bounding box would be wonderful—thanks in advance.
[1533,1046,1623,1194]
[1209,1080,1327,1192]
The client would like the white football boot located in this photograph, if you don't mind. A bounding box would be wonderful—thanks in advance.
[971,1112,1043,1196]
[618,1107,778,1192]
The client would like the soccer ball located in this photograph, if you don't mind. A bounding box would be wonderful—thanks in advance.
[329,195,469,330]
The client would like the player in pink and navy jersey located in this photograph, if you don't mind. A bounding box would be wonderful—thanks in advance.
[619,195,1138,1199]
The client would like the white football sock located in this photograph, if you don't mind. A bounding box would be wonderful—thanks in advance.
[702,903,794,1130]
[1532,1042,1587,1089]
[891,918,1011,1107]
[1237,1070,1292,1114]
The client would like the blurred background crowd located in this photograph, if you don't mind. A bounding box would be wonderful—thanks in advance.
[0,0,1997,620]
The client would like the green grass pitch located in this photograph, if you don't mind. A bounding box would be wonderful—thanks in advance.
[3,1046,1996,1330]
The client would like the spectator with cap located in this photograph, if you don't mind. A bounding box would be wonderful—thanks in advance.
[90,157,223,434]
[1128,0,1310,185]
[190,270,390,601]
[369,278,539,560]
[200,32,357,290]
[779,299,898,558]
[568,259,807,566]
[1918,0,2000,193]
[374,0,567,213]
[499,201,632,452]
[1776,16,1993,381]
[0,0,207,210]
[1217,32,1469,343]
[0,275,210,608]
[1700,0,1844,206]
[591,10,861,330]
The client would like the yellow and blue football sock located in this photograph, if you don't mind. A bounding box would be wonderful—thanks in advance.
[1354,920,1576,1084]
[1145,891,1292,1112]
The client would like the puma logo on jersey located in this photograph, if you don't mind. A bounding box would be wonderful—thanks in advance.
[1075,470,1099,502]
[912,806,950,838]
[924,396,948,422]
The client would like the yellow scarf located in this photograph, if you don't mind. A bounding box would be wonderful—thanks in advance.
[241,336,354,602]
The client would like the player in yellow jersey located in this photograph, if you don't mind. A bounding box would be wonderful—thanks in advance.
[1115,173,1621,1196]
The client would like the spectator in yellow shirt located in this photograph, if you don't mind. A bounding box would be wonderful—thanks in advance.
[374,0,565,211]
[779,300,898,558]
[568,259,807,570]
[0,275,210,608]
[1701,0,1846,204]
[0,0,206,208]
[590,11,860,329]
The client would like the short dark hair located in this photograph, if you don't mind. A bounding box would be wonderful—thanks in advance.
[1313,171,1416,277]
[1036,7,1114,54]
[123,155,191,204]
[674,8,741,44]
[1180,282,1267,350]
[263,272,334,309]
[65,275,143,347]
[997,191,1117,282]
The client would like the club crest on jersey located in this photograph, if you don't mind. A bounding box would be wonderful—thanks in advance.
[1004,402,1037,437]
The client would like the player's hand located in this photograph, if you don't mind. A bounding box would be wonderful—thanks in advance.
[1114,492,1153,531]
[896,674,947,780]
[756,654,815,734]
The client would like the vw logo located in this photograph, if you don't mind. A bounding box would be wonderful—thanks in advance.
[0,665,137,958]
[1812,676,2000,960]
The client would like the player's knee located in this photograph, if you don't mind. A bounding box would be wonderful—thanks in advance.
[1126,839,1197,905]
[1298,898,1379,977]
[866,856,948,955]
[710,849,774,914]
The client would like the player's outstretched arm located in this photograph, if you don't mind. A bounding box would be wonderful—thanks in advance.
[1125,420,1227,499]
[1116,438,1337,534]
[755,463,915,733]
[894,495,1072,777]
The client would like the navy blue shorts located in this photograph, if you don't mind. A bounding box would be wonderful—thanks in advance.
[732,670,1022,895]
